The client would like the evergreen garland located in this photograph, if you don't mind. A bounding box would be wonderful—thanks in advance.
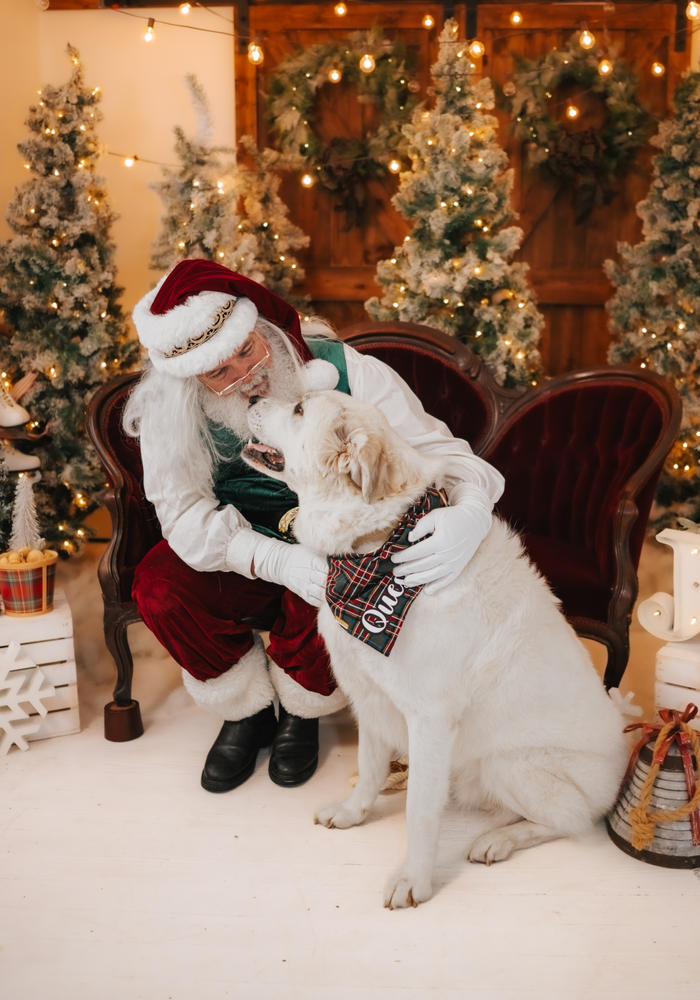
[505,33,653,222]
[266,28,420,227]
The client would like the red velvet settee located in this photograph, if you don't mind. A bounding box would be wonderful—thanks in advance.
[86,320,681,741]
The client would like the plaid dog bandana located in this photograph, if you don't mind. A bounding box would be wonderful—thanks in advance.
[325,487,448,657]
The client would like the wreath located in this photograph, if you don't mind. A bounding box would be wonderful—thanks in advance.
[266,29,420,227]
[504,33,653,221]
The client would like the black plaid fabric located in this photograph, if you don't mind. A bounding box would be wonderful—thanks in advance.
[325,487,448,656]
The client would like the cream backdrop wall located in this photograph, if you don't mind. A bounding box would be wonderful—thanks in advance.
[1,1,236,327]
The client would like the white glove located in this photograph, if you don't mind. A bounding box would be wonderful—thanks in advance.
[253,536,328,608]
[391,496,491,595]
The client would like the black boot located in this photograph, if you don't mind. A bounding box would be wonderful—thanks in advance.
[268,706,319,787]
[201,703,277,793]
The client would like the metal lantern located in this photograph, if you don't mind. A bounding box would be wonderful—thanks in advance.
[607,704,700,868]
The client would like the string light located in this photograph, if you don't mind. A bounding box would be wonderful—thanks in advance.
[468,40,485,59]
[123,155,137,168]
[687,2,700,21]
[651,61,666,77]
[179,2,191,13]
[328,66,342,83]
[388,158,401,173]
[144,18,155,43]
[579,29,596,50]
[248,42,264,66]
[510,11,523,26]
[334,2,348,15]
[359,53,376,74]
[300,173,315,188]
[565,104,580,120]
[422,14,435,30]
[598,58,613,76]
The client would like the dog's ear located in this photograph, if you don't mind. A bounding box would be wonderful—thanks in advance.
[343,427,409,504]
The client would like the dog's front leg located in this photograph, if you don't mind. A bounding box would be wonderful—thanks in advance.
[384,719,455,910]
[314,721,392,830]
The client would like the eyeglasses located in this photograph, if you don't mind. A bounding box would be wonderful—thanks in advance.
[198,332,271,397]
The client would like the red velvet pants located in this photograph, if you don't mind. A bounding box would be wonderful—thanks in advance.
[132,540,336,696]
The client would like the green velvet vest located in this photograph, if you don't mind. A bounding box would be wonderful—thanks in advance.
[210,338,350,542]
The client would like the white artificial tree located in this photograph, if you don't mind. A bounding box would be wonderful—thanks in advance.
[605,70,700,522]
[366,19,543,387]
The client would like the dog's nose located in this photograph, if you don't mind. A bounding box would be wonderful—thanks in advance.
[247,395,262,407]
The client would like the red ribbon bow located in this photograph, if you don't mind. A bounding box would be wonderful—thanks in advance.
[623,703,700,845]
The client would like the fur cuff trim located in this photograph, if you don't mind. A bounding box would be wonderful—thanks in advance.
[133,280,258,378]
[181,637,274,721]
[269,661,347,718]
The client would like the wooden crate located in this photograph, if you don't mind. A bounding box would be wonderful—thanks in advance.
[0,588,79,747]
[654,639,700,731]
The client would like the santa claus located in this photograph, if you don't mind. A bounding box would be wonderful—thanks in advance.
[126,258,503,793]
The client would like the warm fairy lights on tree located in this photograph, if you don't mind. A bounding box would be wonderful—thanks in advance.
[0,46,137,552]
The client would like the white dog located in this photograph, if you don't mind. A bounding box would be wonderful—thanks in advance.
[244,390,628,909]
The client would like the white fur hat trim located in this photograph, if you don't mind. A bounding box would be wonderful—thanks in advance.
[132,277,258,378]
[300,358,340,393]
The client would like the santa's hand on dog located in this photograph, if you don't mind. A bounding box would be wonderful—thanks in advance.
[253,537,328,608]
[392,493,492,594]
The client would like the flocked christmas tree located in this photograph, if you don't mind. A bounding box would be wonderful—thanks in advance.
[0,45,137,554]
[605,70,700,523]
[366,20,543,387]
[151,76,308,301]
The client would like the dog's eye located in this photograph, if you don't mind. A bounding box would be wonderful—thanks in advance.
[293,402,304,416]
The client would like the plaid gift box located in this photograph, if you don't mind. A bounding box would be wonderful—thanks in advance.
[0,551,58,617]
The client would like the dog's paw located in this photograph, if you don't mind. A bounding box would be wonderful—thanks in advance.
[383,866,433,909]
[314,799,365,829]
[467,829,516,865]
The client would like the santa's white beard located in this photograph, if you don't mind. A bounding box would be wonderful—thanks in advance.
[199,343,303,439]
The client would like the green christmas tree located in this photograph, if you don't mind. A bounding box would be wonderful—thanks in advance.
[0,45,137,554]
[605,70,700,522]
[151,77,308,300]
[366,19,543,387]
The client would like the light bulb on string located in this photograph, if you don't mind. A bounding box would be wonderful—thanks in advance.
[510,11,523,26]
[179,2,191,13]
[468,39,485,59]
[651,61,666,77]
[144,18,155,43]
[598,58,613,76]
[687,2,700,21]
[328,66,342,83]
[422,14,435,30]
[300,173,316,188]
[388,158,401,173]
[248,42,264,66]
[334,2,348,16]
[359,53,376,74]
[565,103,580,121]
[123,155,137,168]
[579,29,595,50]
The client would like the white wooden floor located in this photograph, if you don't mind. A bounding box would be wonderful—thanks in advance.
[2,539,699,1000]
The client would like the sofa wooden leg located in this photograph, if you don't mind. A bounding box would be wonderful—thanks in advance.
[104,699,144,741]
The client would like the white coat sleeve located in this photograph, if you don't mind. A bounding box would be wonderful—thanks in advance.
[139,432,263,577]
[343,344,504,507]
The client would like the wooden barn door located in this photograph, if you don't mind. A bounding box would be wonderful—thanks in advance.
[235,2,464,330]
[478,2,689,372]
[237,2,690,371]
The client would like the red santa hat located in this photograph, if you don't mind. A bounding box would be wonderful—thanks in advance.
[132,259,315,378]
